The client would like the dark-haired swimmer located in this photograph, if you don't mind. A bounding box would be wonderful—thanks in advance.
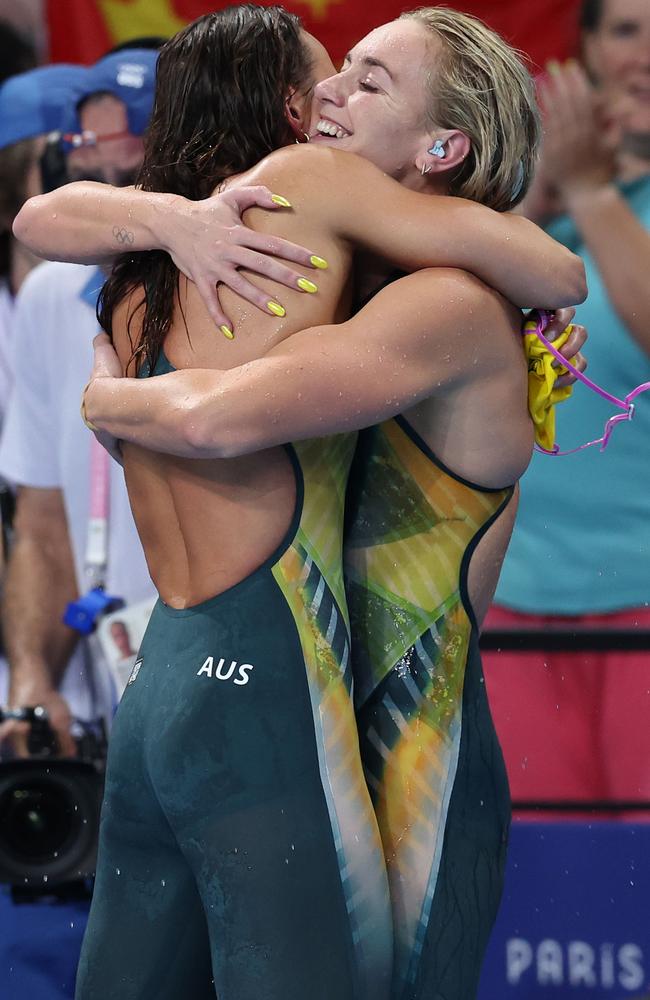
[17,7,586,1000]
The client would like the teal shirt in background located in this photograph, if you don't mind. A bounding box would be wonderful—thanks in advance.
[496,175,650,614]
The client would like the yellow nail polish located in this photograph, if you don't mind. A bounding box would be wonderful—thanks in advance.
[310,255,328,269]
[267,300,286,318]
[546,59,561,76]
[220,325,235,340]
[271,194,292,208]
[297,277,318,294]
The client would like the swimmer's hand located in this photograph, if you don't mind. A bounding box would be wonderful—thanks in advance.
[83,334,124,466]
[537,307,588,389]
[157,185,324,333]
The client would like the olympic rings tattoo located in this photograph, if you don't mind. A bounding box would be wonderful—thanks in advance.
[112,226,135,245]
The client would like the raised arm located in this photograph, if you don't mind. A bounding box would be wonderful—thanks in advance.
[16,147,586,320]
[270,147,587,311]
[15,183,177,265]
[13,182,327,331]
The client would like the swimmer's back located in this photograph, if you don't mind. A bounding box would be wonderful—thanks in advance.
[111,146,355,607]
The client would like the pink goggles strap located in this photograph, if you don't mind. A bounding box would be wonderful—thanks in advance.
[525,310,650,456]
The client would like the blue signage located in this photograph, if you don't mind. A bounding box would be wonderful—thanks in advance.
[479,822,650,997]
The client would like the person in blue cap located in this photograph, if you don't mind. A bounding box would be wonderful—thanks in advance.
[61,49,158,188]
[0,64,90,152]
[0,42,162,1000]
[0,62,89,430]
[0,45,161,752]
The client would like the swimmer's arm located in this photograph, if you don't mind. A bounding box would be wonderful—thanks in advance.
[86,269,496,458]
[317,150,587,310]
[14,184,173,264]
[13,182,321,329]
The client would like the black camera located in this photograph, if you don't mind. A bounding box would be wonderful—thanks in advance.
[0,707,106,893]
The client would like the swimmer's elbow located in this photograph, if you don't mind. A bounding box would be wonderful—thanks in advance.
[562,250,587,306]
[181,413,232,459]
[13,196,45,252]
[181,407,252,460]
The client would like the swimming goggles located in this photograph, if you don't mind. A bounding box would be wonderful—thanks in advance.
[525,309,650,456]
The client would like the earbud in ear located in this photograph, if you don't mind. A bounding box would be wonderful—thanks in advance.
[428,140,446,159]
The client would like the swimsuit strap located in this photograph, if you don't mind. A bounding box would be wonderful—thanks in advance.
[526,310,650,456]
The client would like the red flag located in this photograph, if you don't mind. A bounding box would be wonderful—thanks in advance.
[47,0,582,75]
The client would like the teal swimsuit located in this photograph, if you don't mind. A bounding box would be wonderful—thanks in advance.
[76,354,392,1000]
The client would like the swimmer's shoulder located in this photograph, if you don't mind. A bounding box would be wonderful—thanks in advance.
[366,267,522,372]
[241,145,400,216]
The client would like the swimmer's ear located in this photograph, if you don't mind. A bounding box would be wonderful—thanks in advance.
[284,88,309,142]
[416,129,471,179]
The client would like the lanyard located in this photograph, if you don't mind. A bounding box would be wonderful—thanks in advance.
[528,310,650,456]
[84,433,110,589]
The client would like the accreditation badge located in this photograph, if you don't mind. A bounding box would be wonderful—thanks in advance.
[96,598,156,698]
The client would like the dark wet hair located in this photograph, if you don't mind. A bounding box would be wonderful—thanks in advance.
[98,4,311,372]
[580,0,604,32]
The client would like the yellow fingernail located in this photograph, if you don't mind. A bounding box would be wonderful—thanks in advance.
[220,325,235,340]
[566,58,579,69]
[267,300,286,318]
[546,59,561,76]
[297,277,318,294]
[310,255,328,269]
[271,194,292,208]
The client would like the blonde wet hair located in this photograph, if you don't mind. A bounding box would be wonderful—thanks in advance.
[400,6,540,211]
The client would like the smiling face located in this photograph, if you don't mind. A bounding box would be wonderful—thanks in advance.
[583,0,650,135]
[309,20,435,183]
[67,94,144,185]
[286,30,336,138]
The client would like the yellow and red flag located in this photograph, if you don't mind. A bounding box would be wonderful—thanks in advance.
[47,0,582,72]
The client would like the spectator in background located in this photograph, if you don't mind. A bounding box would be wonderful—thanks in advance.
[0,64,89,429]
[484,0,650,810]
[0,20,37,425]
[0,62,89,680]
[0,21,37,581]
[0,46,162,1000]
[0,48,161,756]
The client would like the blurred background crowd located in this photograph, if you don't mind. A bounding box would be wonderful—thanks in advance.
[0,1,647,998]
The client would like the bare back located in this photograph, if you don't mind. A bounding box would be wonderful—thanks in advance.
[113,150,355,607]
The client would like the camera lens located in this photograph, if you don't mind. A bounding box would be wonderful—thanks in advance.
[0,777,80,864]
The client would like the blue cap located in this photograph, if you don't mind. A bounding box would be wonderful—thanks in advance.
[0,64,90,150]
[70,49,158,137]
